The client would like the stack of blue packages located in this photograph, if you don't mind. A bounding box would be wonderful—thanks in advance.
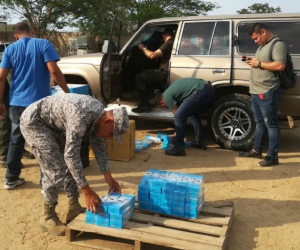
[137,169,159,210]
[109,194,135,228]
[172,174,192,217]
[138,170,205,219]
[85,192,121,226]
[148,170,168,213]
[161,172,181,215]
[85,192,135,229]
[185,175,204,218]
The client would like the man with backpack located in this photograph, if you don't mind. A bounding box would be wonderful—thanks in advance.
[239,23,287,167]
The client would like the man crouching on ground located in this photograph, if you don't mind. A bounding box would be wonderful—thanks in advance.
[20,94,129,236]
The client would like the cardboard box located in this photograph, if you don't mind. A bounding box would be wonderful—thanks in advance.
[106,120,135,161]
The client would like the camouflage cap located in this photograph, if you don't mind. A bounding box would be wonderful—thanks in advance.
[113,107,129,143]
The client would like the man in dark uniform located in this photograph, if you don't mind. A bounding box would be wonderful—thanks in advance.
[132,28,174,113]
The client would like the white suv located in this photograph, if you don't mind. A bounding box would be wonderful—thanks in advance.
[57,13,300,151]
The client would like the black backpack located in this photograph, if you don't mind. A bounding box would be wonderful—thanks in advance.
[268,39,296,89]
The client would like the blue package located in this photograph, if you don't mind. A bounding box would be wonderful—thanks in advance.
[163,172,181,189]
[173,211,185,217]
[173,203,185,213]
[144,135,163,143]
[138,202,149,210]
[135,140,149,152]
[176,175,192,191]
[161,207,173,215]
[95,213,110,227]
[85,210,97,225]
[121,194,135,207]
[110,207,133,229]
[186,175,204,194]
[149,204,162,213]
[142,169,159,180]
[184,200,204,219]
[108,196,131,215]
[149,192,161,206]
[173,189,186,201]
[186,187,205,203]
[51,84,89,95]
[161,199,173,209]
[138,191,149,203]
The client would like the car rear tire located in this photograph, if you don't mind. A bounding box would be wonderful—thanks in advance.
[208,94,255,151]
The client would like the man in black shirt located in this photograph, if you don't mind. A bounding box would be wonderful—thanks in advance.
[132,28,174,113]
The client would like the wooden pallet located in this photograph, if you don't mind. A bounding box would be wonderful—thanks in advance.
[66,201,234,250]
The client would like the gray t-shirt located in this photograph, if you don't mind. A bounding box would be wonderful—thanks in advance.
[250,37,287,94]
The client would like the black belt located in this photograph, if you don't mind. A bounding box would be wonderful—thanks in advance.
[192,82,211,93]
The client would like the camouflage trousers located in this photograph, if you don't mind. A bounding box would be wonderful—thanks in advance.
[20,105,78,205]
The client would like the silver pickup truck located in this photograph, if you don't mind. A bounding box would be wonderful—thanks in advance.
[58,13,300,151]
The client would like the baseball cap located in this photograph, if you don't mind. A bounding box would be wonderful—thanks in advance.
[112,107,129,143]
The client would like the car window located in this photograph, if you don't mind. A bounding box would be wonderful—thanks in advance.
[238,21,300,55]
[128,25,165,50]
[210,22,230,55]
[178,21,230,56]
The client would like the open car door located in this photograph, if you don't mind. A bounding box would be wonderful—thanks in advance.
[100,15,122,104]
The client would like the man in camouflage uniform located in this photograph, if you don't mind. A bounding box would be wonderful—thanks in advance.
[20,94,129,236]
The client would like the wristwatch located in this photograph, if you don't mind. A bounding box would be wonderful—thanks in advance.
[257,61,262,69]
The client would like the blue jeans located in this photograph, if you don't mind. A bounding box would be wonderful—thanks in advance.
[251,87,282,157]
[174,85,215,146]
[5,106,26,180]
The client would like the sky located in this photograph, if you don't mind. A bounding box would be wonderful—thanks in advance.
[207,0,299,15]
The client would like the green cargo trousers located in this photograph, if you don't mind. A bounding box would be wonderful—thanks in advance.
[0,80,11,162]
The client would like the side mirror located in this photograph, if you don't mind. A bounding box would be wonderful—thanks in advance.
[101,40,117,53]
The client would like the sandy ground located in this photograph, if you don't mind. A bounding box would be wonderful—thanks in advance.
[0,118,300,250]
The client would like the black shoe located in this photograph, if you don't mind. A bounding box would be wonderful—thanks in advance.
[4,177,25,190]
[192,140,207,150]
[238,149,262,159]
[165,145,186,156]
[23,149,35,159]
[132,104,151,113]
[0,160,7,168]
[258,156,279,167]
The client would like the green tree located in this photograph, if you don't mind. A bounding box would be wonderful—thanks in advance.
[125,0,220,29]
[237,3,282,14]
[77,0,220,40]
[0,0,90,38]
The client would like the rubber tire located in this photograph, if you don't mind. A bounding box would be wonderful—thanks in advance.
[208,94,255,151]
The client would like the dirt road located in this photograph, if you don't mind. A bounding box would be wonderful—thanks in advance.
[0,118,300,250]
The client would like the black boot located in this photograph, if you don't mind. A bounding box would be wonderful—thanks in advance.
[165,145,186,156]
[192,137,207,150]
[132,91,151,113]
[132,103,151,113]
